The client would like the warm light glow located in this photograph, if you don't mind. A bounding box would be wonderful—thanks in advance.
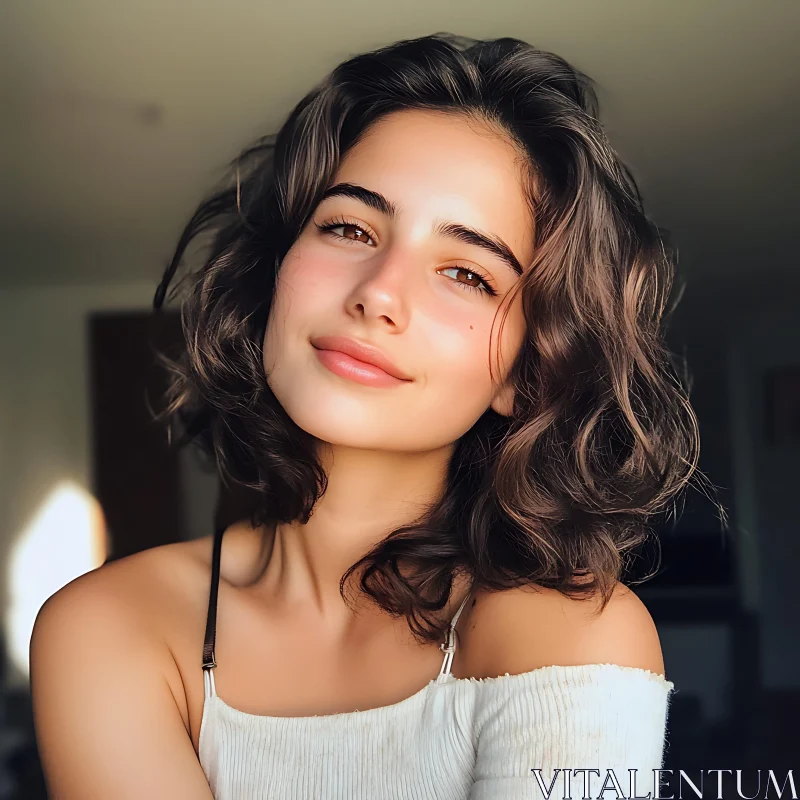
[5,481,107,680]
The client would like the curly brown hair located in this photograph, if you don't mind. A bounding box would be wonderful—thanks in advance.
[153,32,717,645]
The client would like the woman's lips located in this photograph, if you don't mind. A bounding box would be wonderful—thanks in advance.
[313,347,409,387]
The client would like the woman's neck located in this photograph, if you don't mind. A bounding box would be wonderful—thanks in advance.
[249,441,455,638]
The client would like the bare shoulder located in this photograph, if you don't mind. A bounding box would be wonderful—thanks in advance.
[30,539,216,799]
[31,538,205,719]
[31,520,268,715]
[460,580,666,681]
[33,519,262,645]
[34,534,208,638]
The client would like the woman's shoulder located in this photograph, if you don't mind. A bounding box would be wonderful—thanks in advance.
[34,520,268,657]
[31,521,273,754]
[29,536,227,798]
[460,580,668,684]
[461,586,673,785]
[39,519,267,614]
[32,537,205,702]
[37,534,207,626]
[31,527,235,730]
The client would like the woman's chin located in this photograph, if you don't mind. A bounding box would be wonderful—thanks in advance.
[282,410,446,453]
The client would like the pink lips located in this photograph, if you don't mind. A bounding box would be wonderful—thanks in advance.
[310,335,412,387]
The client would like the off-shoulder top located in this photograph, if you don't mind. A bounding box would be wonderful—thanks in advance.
[198,526,676,799]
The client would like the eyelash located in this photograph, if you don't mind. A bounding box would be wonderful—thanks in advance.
[314,216,499,298]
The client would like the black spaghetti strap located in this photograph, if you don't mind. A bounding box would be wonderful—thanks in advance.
[202,525,226,670]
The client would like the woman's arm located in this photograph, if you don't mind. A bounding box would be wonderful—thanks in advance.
[30,572,215,800]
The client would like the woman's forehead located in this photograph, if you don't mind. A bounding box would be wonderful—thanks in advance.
[339,109,521,175]
[331,109,535,261]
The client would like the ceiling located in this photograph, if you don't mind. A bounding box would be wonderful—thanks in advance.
[1,0,798,305]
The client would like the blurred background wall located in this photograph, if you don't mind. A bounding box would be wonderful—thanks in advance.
[0,0,798,796]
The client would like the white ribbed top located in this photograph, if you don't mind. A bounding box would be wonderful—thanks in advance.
[198,662,675,799]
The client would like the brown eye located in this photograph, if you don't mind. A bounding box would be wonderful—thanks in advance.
[341,224,372,244]
[457,269,483,288]
[316,221,376,246]
[438,266,497,297]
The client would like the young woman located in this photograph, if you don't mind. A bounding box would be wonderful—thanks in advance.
[31,33,701,799]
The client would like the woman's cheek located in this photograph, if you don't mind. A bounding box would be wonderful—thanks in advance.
[274,250,343,322]
[441,324,499,402]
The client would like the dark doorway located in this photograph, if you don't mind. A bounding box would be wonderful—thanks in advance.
[88,310,185,561]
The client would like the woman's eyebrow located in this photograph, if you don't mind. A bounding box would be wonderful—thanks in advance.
[320,182,523,277]
[433,222,523,277]
[320,183,399,218]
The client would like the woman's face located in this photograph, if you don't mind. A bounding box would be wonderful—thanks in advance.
[263,109,535,451]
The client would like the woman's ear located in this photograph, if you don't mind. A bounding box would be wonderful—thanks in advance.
[490,379,515,418]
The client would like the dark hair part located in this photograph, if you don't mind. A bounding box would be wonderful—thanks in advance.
[154,32,720,643]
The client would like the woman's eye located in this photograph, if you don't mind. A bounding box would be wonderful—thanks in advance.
[317,222,375,246]
[438,266,497,297]
[315,220,497,298]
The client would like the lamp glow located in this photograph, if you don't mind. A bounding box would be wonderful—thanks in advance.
[5,481,107,680]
